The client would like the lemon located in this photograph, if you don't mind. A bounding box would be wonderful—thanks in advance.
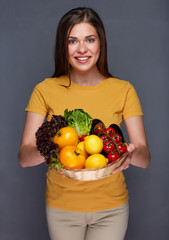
[85,154,108,169]
[77,141,88,158]
[84,135,103,154]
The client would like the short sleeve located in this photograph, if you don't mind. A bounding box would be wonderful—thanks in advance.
[122,83,143,120]
[25,85,48,116]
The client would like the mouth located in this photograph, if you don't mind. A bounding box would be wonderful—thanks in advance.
[75,56,91,63]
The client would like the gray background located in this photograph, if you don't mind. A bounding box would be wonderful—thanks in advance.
[0,0,169,239]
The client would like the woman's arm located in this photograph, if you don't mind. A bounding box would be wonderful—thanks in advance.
[113,115,151,173]
[18,112,46,168]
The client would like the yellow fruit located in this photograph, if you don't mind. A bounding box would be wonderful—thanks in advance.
[77,141,88,158]
[84,135,103,154]
[85,154,108,169]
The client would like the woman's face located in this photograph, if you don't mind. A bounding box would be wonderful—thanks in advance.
[68,22,100,74]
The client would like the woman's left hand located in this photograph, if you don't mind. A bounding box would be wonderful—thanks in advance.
[112,143,135,174]
[112,116,151,174]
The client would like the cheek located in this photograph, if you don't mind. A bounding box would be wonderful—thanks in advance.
[92,42,100,55]
[92,45,100,60]
[68,45,77,57]
[68,46,73,57]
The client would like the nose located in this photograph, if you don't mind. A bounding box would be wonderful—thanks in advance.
[77,41,87,54]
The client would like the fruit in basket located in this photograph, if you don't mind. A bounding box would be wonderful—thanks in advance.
[77,141,88,158]
[107,151,120,163]
[90,119,105,135]
[93,123,105,135]
[95,123,127,160]
[100,134,111,144]
[104,127,116,137]
[35,108,128,173]
[84,135,103,154]
[117,143,127,154]
[85,154,108,169]
[80,134,88,142]
[103,141,116,153]
[53,127,78,149]
[112,134,122,144]
[59,145,86,169]
[109,124,125,143]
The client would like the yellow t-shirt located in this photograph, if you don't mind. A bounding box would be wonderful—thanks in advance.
[26,75,143,212]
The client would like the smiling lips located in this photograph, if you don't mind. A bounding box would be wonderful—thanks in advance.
[75,56,91,63]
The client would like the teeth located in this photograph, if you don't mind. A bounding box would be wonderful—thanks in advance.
[77,57,89,60]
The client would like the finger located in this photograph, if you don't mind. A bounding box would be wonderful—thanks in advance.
[127,143,135,152]
[112,167,121,174]
[124,165,129,170]
[112,158,130,173]
[113,162,128,173]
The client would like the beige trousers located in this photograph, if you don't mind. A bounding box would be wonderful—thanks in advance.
[46,202,129,240]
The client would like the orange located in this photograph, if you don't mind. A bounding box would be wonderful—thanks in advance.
[59,145,86,169]
[53,127,79,149]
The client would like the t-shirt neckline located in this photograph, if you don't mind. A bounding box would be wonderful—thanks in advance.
[64,76,110,90]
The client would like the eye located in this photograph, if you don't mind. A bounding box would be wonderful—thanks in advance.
[87,38,94,43]
[68,39,77,44]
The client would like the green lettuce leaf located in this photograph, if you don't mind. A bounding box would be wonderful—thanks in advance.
[64,109,92,137]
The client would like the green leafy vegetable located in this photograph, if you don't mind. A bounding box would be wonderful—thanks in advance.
[64,109,92,137]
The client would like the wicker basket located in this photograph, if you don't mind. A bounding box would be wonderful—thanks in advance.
[59,151,128,181]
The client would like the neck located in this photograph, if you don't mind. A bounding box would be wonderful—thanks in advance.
[69,67,105,86]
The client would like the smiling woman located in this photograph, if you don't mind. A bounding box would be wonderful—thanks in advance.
[68,22,112,86]
[68,23,101,81]
[18,7,150,240]
[52,7,113,85]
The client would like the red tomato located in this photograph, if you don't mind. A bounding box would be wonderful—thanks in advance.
[94,123,105,135]
[103,142,116,153]
[112,134,122,144]
[100,134,111,143]
[104,127,116,137]
[108,151,120,163]
[118,143,127,154]
[80,135,88,142]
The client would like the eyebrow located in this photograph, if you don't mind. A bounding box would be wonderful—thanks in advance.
[68,34,96,39]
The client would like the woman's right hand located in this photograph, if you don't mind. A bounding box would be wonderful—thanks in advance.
[18,112,46,167]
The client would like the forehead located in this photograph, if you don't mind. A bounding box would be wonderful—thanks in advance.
[69,22,98,37]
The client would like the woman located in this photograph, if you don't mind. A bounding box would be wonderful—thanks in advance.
[18,7,151,240]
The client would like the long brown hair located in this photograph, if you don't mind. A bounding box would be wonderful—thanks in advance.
[52,7,112,85]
